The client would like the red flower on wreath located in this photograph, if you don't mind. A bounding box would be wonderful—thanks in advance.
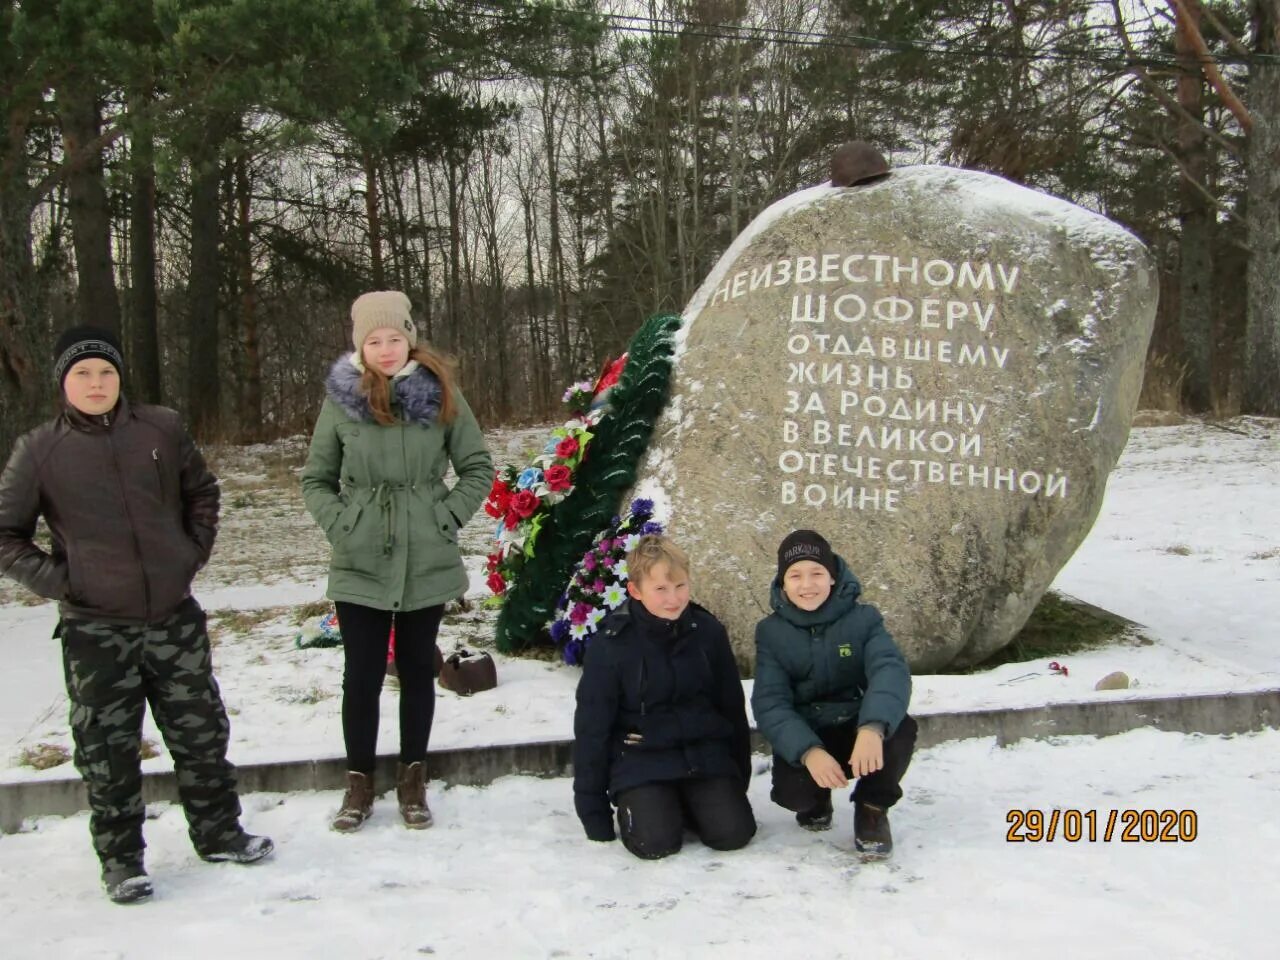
[594,353,628,395]
[503,510,521,530]
[486,571,506,595]
[484,478,512,519]
[545,464,572,492]
[510,489,540,519]
[555,436,580,459]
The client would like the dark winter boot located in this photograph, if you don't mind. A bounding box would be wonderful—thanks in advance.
[103,864,153,905]
[854,803,893,861]
[396,761,433,829]
[331,771,374,833]
[199,831,275,864]
[795,794,834,831]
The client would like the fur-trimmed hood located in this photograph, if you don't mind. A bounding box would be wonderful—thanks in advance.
[324,354,443,426]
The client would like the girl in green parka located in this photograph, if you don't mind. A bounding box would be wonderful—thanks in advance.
[302,291,493,833]
[751,529,917,861]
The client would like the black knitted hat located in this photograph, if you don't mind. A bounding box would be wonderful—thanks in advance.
[53,325,124,387]
[777,529,838,582]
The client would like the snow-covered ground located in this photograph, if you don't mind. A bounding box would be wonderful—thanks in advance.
[0,417,1277,958]
[1,728,1276,958]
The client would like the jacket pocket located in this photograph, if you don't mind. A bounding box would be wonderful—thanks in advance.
[432,501,458,544]
[181,535,204,578]
[66,551,85,606]
[330,498,365,547]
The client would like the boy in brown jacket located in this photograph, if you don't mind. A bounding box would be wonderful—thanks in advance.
[0,327,272,903]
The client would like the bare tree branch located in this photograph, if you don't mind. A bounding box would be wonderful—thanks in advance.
[1111,0,1243,158]
[1169,0,1253,133]
[1197,1,1252,60]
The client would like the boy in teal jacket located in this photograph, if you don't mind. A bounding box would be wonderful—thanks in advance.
[751,530,916,860]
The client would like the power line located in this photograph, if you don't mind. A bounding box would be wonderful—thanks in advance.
[450,2,1274,70]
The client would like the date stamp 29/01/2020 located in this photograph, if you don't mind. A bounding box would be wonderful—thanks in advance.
[1006,809,1198,843]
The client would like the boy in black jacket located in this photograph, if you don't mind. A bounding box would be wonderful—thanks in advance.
[572,535,756,859]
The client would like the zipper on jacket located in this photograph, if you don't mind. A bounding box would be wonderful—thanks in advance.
[638,660,647,716]
[108,431,151,622]
[152,449,165,503]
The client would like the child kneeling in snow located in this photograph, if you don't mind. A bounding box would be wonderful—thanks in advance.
[0,327,272,904]
[572,535,756,858]
[752,530,917,861]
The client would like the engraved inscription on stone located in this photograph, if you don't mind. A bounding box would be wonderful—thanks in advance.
[635,165,1156,670]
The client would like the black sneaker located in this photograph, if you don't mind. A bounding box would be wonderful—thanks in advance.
[103,865,153,904]
[199,832,274,864]
[854,803,893,861]
[795,794,834,831]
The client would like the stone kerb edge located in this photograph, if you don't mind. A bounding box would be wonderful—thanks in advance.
[1,692,1274,834]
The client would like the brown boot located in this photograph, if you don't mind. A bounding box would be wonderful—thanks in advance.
[331,771,374,833]
[396,761,433,829]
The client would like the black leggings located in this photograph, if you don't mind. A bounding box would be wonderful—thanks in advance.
[334,601,443,775]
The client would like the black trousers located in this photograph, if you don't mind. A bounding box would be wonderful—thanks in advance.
[770,715,918,814]
[615,777,757,860]
[334,601,443,775]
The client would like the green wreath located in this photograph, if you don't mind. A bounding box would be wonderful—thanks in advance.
[494,312,682,652]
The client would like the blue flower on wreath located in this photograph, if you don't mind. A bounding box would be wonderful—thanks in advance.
[563,638,584,666]
[516,467,544,490]
[630,499,654,517]
[549,619,570,644]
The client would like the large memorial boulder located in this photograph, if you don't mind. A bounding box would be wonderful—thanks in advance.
[633,161,1156,670]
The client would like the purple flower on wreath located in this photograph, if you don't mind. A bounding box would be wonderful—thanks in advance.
[549,619,570,643]
[592,578,606,594]
[631,499,654,517]
[583,553,598,572]
[602,554,615,568]
[641,521,663,535]
[563,638,584,666]
[569,601,593,625]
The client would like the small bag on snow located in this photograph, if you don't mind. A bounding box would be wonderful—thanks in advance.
[438,648,497,696]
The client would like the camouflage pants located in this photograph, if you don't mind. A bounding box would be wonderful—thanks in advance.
[60,599,243,875]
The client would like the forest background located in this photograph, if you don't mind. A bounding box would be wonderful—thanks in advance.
[2,0,1278,461]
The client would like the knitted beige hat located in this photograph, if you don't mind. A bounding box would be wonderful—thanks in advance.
[351,290,417,350]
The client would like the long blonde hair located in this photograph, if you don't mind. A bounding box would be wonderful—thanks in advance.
[362,344,458,426]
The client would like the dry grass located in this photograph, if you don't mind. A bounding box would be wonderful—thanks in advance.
[950,592,1135,674]
[1163,544,1193,556]
[139,737,160,760]
[18,742,71,770]
[292,599,332,624]
[276,683,336,705]
[1249,548,1279,560]
[210,607,288,635]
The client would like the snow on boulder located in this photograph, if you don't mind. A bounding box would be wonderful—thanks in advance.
[634,162,1156,670]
